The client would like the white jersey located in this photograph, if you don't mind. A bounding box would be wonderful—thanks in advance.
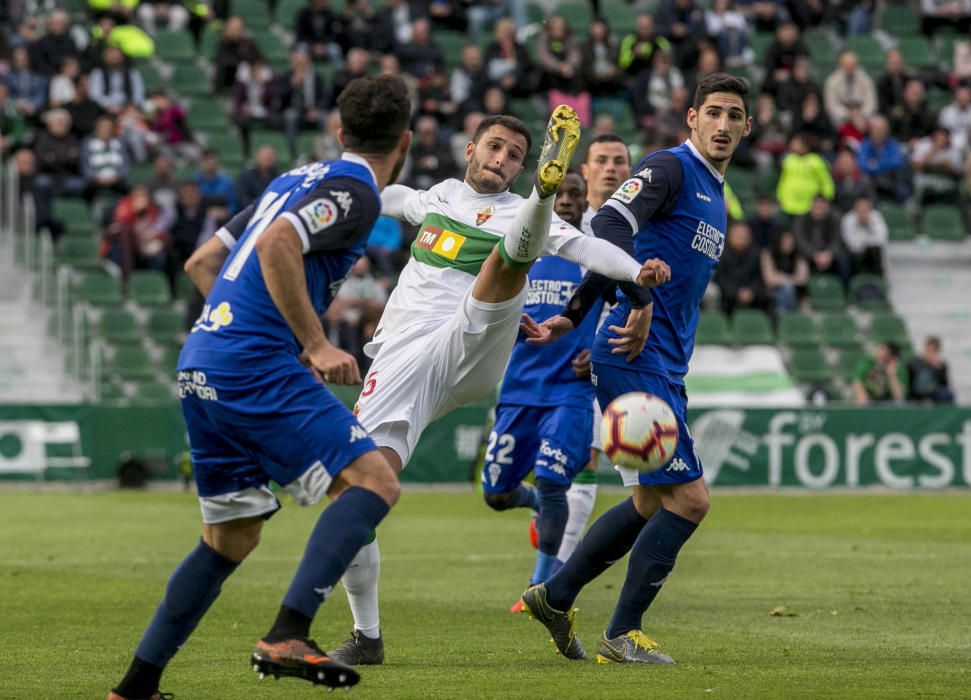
[367,179,588,355]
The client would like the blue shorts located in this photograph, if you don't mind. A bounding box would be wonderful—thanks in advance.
[179,363,377,523]
[592,363,703,487]
[481,403,593,494]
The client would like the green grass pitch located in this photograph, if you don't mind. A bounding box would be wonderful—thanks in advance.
[1,489,969,699]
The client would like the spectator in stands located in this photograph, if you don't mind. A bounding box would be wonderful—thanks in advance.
[103,183,173,279]
[834,0,875,36]
[792,195,849,280]
[34,108,83,197]
[146,92,199,165]
[170,180,208,271]
[656,0,706,65]
[426,0,468,35]
[911,126,963,206]
[212,16,258,96]
[744,0,788,32]
[48,56,81,107]
[760,228,808,313]
[853,342,904,406]
[824,50,877,125]
[81,114,129,201]
[396,17,445,80]
[0,83,26,156]
[840,194,887,276]
[324,255,388,368]
[644,49,686,121]
[233,54,275,158]
[65,74,104,138]
[484,17,534,98]
[791,91,837,154]
[466,0,527,43]
[762,20,808,97]
[686,45,722,99]
[450,110,483,169]
[747,193,784,248]
[236,145,279,208]
[835,102,869,153]
[745,91,787,172]
[148,153,178,210]
[832,148,876,213]
[295,0,344,63]
[195,149,237,213]
[30,10,81,76]
[891,79,934,146]
[331,47,371,103]
[275,48,327,161]
[333,0,379,53]
[375,0,422,47]
[450,45,487,117]
[580,18,625,106]
[136,0,191,36]
[13,147,62,237]
[619,13,670,80]
[314,108,342,162]
[776,132,835,216]
[788,0,829,29]
[5,46,47,118]
[89,46,145,114]
[938,85,971,153]
[857,115,910,203]
[405,115,458,190]
[877,49,914,122]
[775,56,820,118]
[920,0,971,36]
[366,215,404,279]
[705,0,753,69]
[908,336,954,405]
[537,14,589,125]
[714,220,765,316]
[653,85,691,147]
[417,66,457,124]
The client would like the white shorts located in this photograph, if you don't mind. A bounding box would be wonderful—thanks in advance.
[355,285,527,467]
[591,397,603,452]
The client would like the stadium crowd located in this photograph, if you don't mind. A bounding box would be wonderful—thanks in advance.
[0,0,966,390]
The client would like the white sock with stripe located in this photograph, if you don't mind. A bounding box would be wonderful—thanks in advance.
[498,188,554,269]
[341,539,381,639]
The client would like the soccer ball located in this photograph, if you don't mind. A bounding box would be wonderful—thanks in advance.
[600,392,679,472]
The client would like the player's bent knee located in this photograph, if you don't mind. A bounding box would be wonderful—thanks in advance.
[483,491,514,511]
[333,449,401,507]
[203,517,264,562]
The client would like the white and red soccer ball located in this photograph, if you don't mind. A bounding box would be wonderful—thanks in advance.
[600,392,679,472]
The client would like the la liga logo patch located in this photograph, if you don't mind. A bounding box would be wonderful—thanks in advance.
[613,178,642,204]
[299,198,338,233]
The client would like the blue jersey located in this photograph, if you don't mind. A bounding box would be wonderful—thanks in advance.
[499,254,601,408]
[592,140,726,383]
[179,156,381,371]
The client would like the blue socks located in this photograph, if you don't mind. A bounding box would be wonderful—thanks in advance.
[605,508,697,638]
[545,497,647,611]
[279,486,390,623]
[531,478,569,584]
[116,539,240,698]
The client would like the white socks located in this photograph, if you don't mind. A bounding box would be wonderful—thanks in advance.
[557,482,598,563]
[499,188,554,268]
[341,539,381,639]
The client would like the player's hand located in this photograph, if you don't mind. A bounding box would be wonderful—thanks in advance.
[607,303,653,362]
[301,340,362,385]
[636,258,671,288]
[521,313,574,345]
[571,349,592,379]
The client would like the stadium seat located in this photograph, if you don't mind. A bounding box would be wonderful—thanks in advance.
[175,273,198,301]
[881,3,920,35]
[897,36,936,69]
[275,0,305,27]
[696,310,731,345]
[819,312,861,348]
[100,382,126,402]
[234,0,272,28]
[133,381,176,403]
[161,346,182,372]
[147,309,185,345]
[868,313,909,346]
[750,32,775,64]
[808,274,846,311]
[556,2,592,30]
[170,64,209,98]
[188,100,229,131]
[109,346,156,381]
[59,238,103,272]
[527,1,545,23]
[922,205,965,241]
[777,312,819,347]
[53,199,93,236]
[253,30,289,63]
[835,348,867,382]
[787,347,830,383]
[847,35,884,75]
[848,273,890,311]
[731,309,774,345]
[156,31,196,63]
[79,273,123,307]
[129,271,172,307]
[99,309,141,345]
[250,130,291,157]
[881,203,914,241]
[136,60,165,93]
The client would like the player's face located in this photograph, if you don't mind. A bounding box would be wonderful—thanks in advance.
[553,173,586,228]
[465,126,528,194]
[687,92,751,172]
[581,142,631,203]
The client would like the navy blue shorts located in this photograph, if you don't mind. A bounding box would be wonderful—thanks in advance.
[592,363,703,487]
[179,363,377,523]
[481,402,593,494]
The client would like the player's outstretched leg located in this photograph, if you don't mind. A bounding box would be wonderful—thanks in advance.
[329,535,385,665]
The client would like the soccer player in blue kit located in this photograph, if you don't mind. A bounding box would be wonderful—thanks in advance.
[107,76,412,699]
[520,73,752,664]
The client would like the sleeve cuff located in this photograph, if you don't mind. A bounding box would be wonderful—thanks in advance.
[603,199,639,233]
[214,227,237,250]
[281,211,310,254]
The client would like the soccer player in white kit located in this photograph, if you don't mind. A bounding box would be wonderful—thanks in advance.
[330,111,671,664]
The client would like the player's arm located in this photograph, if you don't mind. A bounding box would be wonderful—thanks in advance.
[183,203,256,295]
[259,177,380,384]
[379,183,430,225]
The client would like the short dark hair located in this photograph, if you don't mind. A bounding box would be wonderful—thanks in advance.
[884,341,900,359]
[584,134,630,164]
[472,115,532,155]
[692,72,749,116]
[337,74,412,155]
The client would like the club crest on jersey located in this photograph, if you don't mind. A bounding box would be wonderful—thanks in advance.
[613,178,642,204]
[191,301,234,333]
[416,224,467,260]
[475,205,496,226]
[298,198,338,234]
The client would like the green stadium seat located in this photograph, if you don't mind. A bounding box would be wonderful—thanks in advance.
[175,273,198,301]
[59,237,103,271]
[881,203,914,241]
[750,32,775,63]
[922,205,965,241]
[787,347,830,383]
[731,309,774,345]
[556,2,592,30]
[819,312,860,348]
[109,346,156,381]
[897,36,936,69]
[147,309,185,345]
[805,30,833,60]
[203,131,243,158]
[868,313,909,346]
[133,381,176,403]
[100,382,126,402]
[234,0,272,28]
[253,30,289,63]
[129,271,172,307]
[99,309,141,345]
[848,273,890,311]
[881,3,920,35]
[434,31,469,69]
[156,31,196,63]
[79,273,123,307]
[808,274,846,311]
[161,346,182,372]
[170,63,209,98]
[250,130,291,157]
[276,0,305,27]
[777,313,819,347]
[696,310,731,345]
[610,3,639,34]
[53,199,93,235]
[136,60,165,93]
[527,1,545,23]
[847,35,884,74]
[835,348,867,382]
[187,100,229,131]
